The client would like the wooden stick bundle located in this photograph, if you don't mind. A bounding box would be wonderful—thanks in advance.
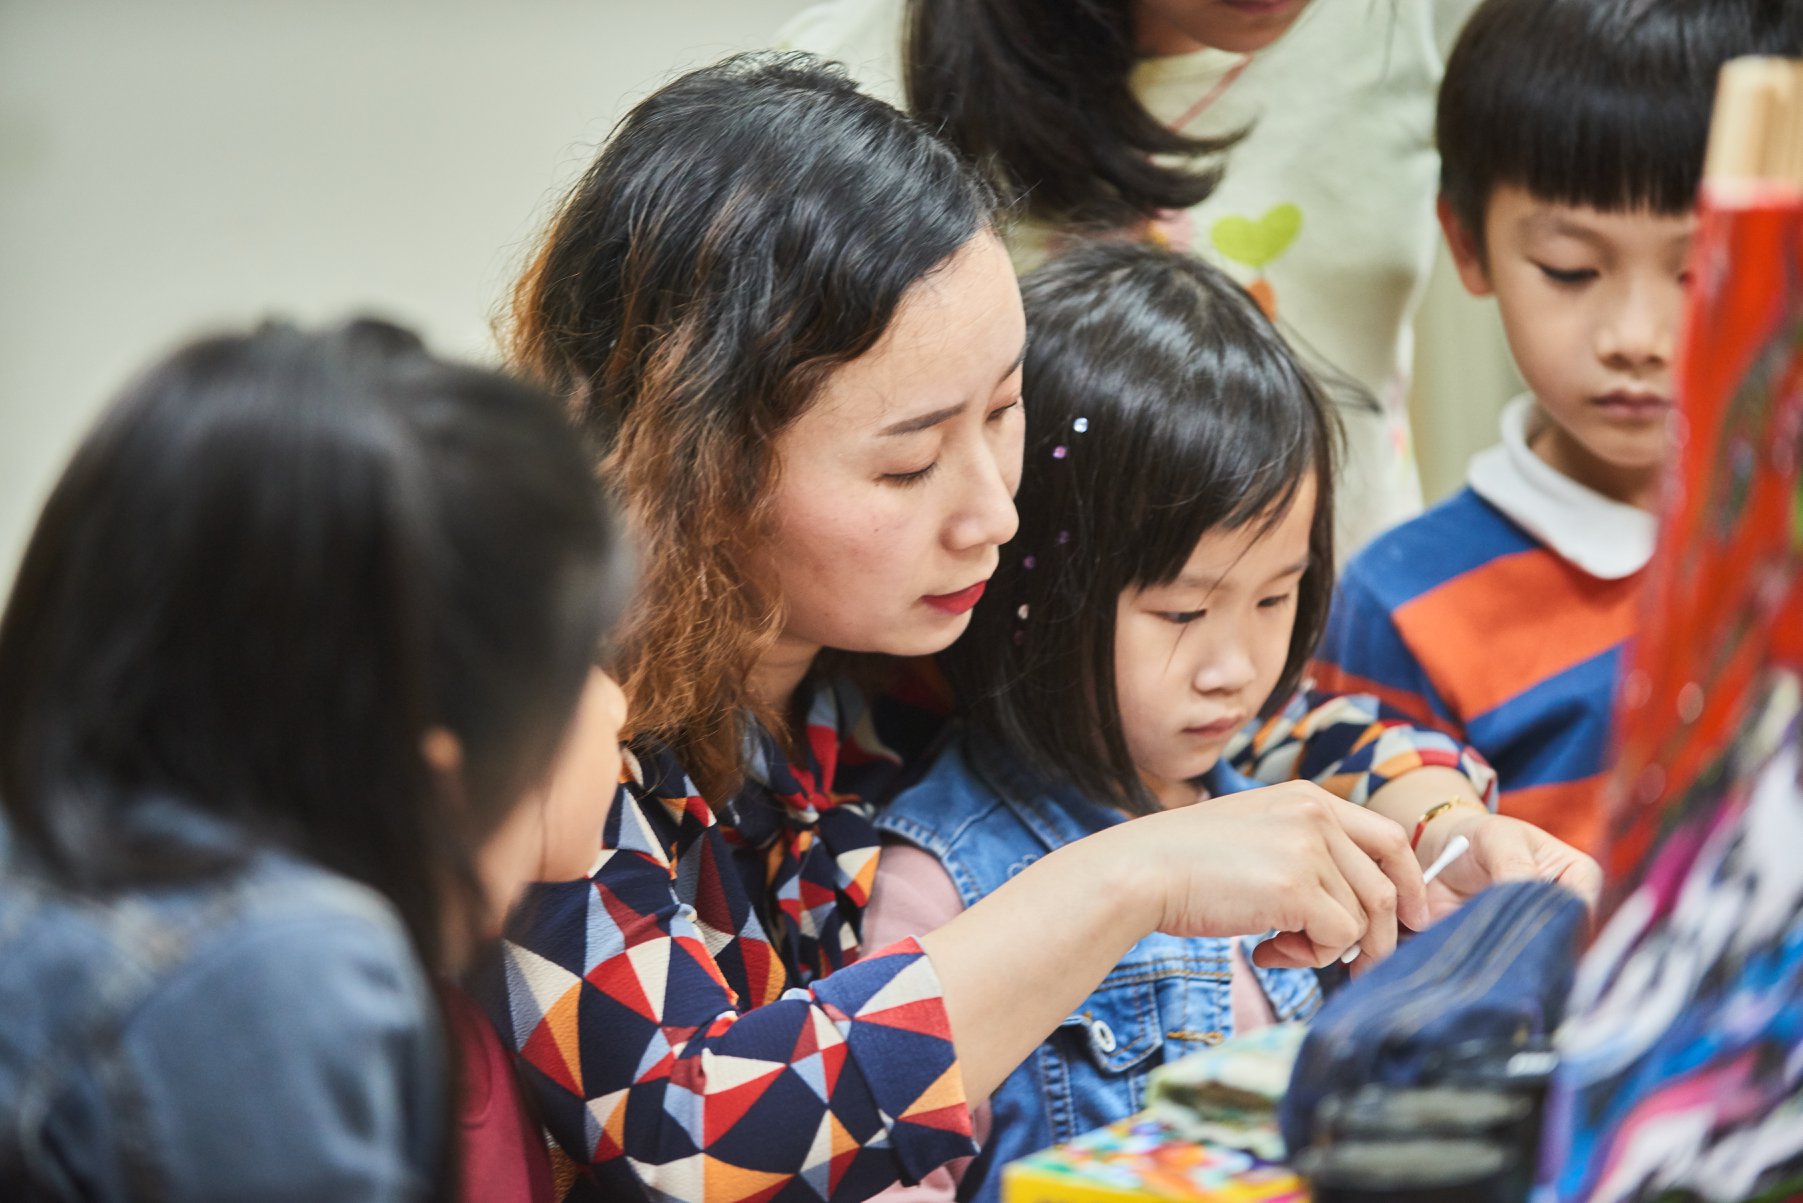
[1705,56,1803,190]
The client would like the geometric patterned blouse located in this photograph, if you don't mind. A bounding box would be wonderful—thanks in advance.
[480,674,1494,1202]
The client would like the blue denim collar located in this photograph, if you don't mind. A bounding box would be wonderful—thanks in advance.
[963,730,1254,855]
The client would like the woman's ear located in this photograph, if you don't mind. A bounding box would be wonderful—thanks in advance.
[1437,195,1495,298]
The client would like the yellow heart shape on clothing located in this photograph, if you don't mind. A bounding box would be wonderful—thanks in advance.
[1210,203,1303,269]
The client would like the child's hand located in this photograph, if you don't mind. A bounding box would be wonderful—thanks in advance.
[1123,781,1430,969]
[1419,810,1603,922]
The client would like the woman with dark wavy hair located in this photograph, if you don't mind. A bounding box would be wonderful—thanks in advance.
[779,0,1481,558]
[478,52,1508,1203]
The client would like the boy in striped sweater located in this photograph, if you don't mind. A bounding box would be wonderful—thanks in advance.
[1312,0,1803,856]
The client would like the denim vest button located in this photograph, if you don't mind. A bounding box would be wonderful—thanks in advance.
[1090,1018,1117,1054]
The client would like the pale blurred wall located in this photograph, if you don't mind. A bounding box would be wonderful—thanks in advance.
[0,0,1518,587]
[1411,245,1525,504]
[0,0,814,583]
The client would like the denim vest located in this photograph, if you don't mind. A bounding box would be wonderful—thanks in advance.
[876,733,1321,1203]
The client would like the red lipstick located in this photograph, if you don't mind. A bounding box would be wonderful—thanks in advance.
[923,582,986,615]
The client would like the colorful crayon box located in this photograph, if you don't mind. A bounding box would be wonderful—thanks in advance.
[1001,1115,1308,1203]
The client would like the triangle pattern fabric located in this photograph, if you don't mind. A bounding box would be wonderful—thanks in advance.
[486,676,971,1202]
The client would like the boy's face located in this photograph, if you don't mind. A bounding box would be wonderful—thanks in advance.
[1441,185,1694,499]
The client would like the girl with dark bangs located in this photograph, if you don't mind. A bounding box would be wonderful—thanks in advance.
[862,243,1600,1203]
[0,321,632,1201]
[489,52,1567,1203]
[778,0,1482,557]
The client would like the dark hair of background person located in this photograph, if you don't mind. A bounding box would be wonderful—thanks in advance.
[0,319,627,982]
[507,51,997,802]
[1438,0,1803,250]
[944,241,1339,816]
[903,0,1246,229]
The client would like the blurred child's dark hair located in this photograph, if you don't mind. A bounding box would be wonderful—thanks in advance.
[902,0,1246,228]
[0,319,628,979]
[945,242,1338,815]
[1438,0,1803,246]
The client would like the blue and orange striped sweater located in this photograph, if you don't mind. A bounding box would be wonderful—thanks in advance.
[1313,480,1643,855]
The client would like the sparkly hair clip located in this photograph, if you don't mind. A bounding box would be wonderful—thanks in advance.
[1050,416,1092,461]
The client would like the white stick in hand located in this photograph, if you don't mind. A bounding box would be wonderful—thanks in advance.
[1340,834,1473,965]
[1419,834,1472,886]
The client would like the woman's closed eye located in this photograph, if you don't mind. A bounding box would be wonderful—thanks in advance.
[1257,591,1295,610]
[1159,609,1206,625]
[880,398,1016,485]
[882,462,938,486]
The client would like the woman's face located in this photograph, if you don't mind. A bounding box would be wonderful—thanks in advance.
[1132,0,1313,56]
[755,233,1027,673]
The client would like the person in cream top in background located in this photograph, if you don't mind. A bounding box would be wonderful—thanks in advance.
[779,0,1483,558]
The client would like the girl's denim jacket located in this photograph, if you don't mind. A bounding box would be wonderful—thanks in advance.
[0,802,444,1201]
[876,732,1321,1203]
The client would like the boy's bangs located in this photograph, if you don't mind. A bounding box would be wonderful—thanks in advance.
[1440,0,1803,234]
[1482,75,1705,220]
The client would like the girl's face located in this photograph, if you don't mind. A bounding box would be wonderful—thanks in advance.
[1113,476,1315,810]
[1132,0,1313,56]
[476,667,629,926]
[754,233,1027,674]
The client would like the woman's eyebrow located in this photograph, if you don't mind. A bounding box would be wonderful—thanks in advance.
[879,345,1027,438]
[879,403,965,437]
